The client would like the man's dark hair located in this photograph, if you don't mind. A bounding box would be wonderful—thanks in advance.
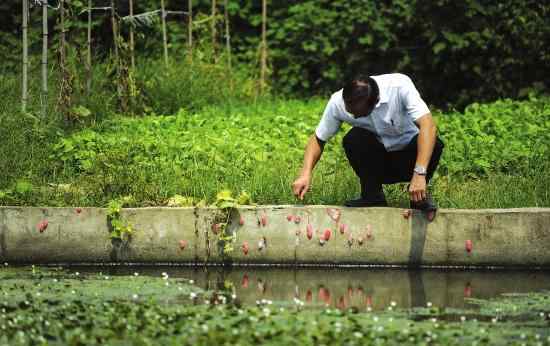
[342,75,379,107]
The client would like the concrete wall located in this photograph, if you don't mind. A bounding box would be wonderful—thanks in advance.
[1,206,549,266]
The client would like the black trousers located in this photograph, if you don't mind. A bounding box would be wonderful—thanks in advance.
[342,127,444,198]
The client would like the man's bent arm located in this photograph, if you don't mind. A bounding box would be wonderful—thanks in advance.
[415,114,436,170]
[300,135,325,177]
[292,135,325,200]
[409,113,436,202]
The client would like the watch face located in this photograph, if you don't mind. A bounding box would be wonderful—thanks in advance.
[414,166,427,175]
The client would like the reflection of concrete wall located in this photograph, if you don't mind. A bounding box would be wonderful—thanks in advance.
[88,266,550,310]
[1,206,550,266]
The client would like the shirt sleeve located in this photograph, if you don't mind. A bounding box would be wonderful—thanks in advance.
[315,98,342,142]
[399,76,430,121]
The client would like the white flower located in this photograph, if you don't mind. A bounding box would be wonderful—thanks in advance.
[189,280,194,284]
[460,316,466,322]
[391,301,396,307]
[132,294,138,300]
[354,332,363,338]
[134,272,139,276]
[426,302,432,307]
[190,292,197,299]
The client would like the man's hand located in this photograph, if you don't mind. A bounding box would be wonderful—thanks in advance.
[409,174,427,202]
[292,175,311,200]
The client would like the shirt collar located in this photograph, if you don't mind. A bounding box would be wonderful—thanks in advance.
[371,76,389,107]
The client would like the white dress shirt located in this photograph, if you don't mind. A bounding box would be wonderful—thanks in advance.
[315,73,431,152]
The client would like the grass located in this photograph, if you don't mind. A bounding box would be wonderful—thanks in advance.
[1,266,550,345]
[1,77,549,208]
[2,96,550,208]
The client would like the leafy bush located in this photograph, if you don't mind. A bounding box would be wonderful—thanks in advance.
[2,1,548,109]
[40,96,550,207]
[437,96,550,176]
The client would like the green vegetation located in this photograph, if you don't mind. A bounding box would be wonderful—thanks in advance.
[1,1,548,107]
[1,266,550,345]
[1,96,549,208]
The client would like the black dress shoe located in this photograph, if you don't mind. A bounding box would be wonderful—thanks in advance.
[410,194,438,221]
[344,197,388,208]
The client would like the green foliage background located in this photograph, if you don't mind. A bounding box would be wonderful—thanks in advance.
[0,0,548,108]
[2,96,549,208]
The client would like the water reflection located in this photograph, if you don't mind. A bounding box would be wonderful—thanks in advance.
[85,266,550,310]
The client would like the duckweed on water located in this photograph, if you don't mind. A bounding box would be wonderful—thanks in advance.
[1,266,549,345]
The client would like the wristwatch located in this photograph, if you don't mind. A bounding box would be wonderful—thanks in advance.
[414,164,427,176]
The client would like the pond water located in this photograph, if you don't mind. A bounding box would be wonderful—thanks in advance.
[70,266,550,310]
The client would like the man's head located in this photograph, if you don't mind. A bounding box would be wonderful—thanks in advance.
[342,76,380,118]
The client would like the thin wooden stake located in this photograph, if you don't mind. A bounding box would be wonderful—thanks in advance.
[60,0,68,124]
[86,0,92,95]
[224,0,231,71]
[22,0,29,112]
[110,0,122,106]
[110,0,118,63]
[187,0,192,58]
[161,0,168,66]
[260,0,267,95]
[129,0,135,70]
[41,0,48,119]
[211,0,216,57]
[224,0,233,91]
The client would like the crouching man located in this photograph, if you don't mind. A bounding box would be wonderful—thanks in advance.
[292,73,444,220]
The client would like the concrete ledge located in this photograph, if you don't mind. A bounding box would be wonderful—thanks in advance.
[1,206,549,266]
